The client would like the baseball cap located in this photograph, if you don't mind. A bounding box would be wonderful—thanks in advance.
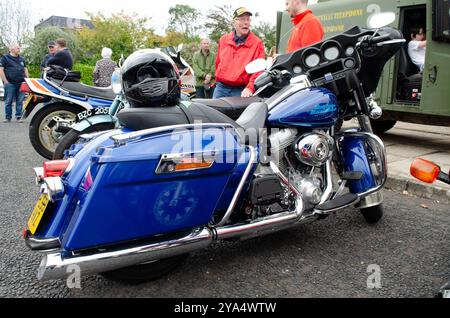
[48,41,56,48]
[233,7,253,19]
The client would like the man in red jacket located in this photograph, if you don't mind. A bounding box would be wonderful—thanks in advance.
[286,0,324,53]
[213,7,266,99]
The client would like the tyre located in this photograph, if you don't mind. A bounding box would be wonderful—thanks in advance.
[101,254,189,284]
[360,204,384,224]
[29,104,82,159]
[370,120,397,134]
[53,123,115,160]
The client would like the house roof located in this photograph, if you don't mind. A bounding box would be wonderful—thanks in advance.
[36,16,94,30]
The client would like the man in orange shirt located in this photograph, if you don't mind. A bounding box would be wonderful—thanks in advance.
[286,0,324,53]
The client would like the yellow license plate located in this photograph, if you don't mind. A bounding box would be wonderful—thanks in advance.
[23,94,34,110]
[28,195,50,235]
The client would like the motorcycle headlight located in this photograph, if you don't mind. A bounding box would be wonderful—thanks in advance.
[111,69,122,95]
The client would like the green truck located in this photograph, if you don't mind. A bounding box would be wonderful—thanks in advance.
[277,0,450,132]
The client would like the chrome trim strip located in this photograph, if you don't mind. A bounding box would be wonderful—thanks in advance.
[216,146,257,227]
[111,123,235,147]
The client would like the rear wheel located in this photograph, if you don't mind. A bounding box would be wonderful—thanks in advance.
[370,120,397,134]
[53,123,116,160]
[101,254,189,284]
[29,104,81,159]
[360,204,384,224]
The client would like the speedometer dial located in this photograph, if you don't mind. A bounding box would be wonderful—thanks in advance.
[324,47,340,61]
[305,53,320,68]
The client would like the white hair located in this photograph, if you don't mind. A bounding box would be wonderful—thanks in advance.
[101,47,113,59]
[9,43,20,51]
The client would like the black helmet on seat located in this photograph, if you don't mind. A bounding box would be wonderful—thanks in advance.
[122,49,181,107]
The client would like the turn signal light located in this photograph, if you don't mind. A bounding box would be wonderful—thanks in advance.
[20,82,31,93]
[175,159,214,172]
[43,160,71,178]
[410,158,441,184]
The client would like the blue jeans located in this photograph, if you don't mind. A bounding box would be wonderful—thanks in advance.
[195,86,215,99]
[4,83,25,120]
[213,82,245,99]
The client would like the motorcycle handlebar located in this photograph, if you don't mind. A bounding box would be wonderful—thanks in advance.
[369,34,392,45]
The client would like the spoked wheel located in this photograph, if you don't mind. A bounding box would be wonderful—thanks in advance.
[101,254,189,284]
[360,204,384,224]
[29,105,80,159]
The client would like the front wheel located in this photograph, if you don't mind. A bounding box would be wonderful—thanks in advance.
[53,123,116,160]
[101,254,189,284]
[360,204,384,224]
[29,104,81,159]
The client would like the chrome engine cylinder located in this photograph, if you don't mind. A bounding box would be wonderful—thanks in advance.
[294,132,334,167]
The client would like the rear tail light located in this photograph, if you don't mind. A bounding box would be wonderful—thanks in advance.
[20,82,31,93]
[410,158,441,184]
[43,160,71,178]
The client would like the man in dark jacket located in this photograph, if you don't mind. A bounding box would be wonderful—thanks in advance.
[40,41,57,73]
[0,43,29,123]
[46,38,73,70]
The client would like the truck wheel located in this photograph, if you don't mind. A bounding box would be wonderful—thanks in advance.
[370,120,397,134]
[360,204,384,224]
[101,254,189,284]
[29,104,81,159]
[53,123,116,160]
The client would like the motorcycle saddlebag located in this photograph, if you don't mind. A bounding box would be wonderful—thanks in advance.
[61,125,253,251]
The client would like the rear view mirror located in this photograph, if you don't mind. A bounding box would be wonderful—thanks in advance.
[246,59,269,74]
[367,12,396,29]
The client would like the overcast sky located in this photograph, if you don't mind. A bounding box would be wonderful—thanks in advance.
[20,0,318,35]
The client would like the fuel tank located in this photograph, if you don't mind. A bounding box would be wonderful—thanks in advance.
[267,87,339,129]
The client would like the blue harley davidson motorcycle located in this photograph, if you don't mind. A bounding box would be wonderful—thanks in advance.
[23,21,405,283]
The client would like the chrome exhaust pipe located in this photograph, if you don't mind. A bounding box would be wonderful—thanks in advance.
[38,166,314,281]
[38,228,213,281]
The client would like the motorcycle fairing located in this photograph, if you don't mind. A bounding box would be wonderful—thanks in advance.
[25,78,112,109]
[59,125,254,251]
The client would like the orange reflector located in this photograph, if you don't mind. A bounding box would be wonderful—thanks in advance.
[410,158,441,184]
[175,158,213,171]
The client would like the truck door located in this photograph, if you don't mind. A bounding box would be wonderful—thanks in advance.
[420,0,450,120]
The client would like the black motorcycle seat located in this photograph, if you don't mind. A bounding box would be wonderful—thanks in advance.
[117,101,268,146]
[50,79,116,101]
[117,102,239,132]
[192,96,264,120]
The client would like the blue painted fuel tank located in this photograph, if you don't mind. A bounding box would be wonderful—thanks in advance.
[267,87,339,128]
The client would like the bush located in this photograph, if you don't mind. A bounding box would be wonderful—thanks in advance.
[26,63,95,85]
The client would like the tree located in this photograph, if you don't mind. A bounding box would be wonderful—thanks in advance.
[0,0,32,49]
[204,5,234,42]
[252,22,277,53]
[167,4,202,39]
[77,12,156,63]
[23,27,80,65]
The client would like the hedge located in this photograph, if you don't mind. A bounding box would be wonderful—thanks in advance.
[26,64,95,86]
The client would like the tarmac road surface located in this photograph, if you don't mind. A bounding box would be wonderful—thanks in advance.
[0,104,449,298]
